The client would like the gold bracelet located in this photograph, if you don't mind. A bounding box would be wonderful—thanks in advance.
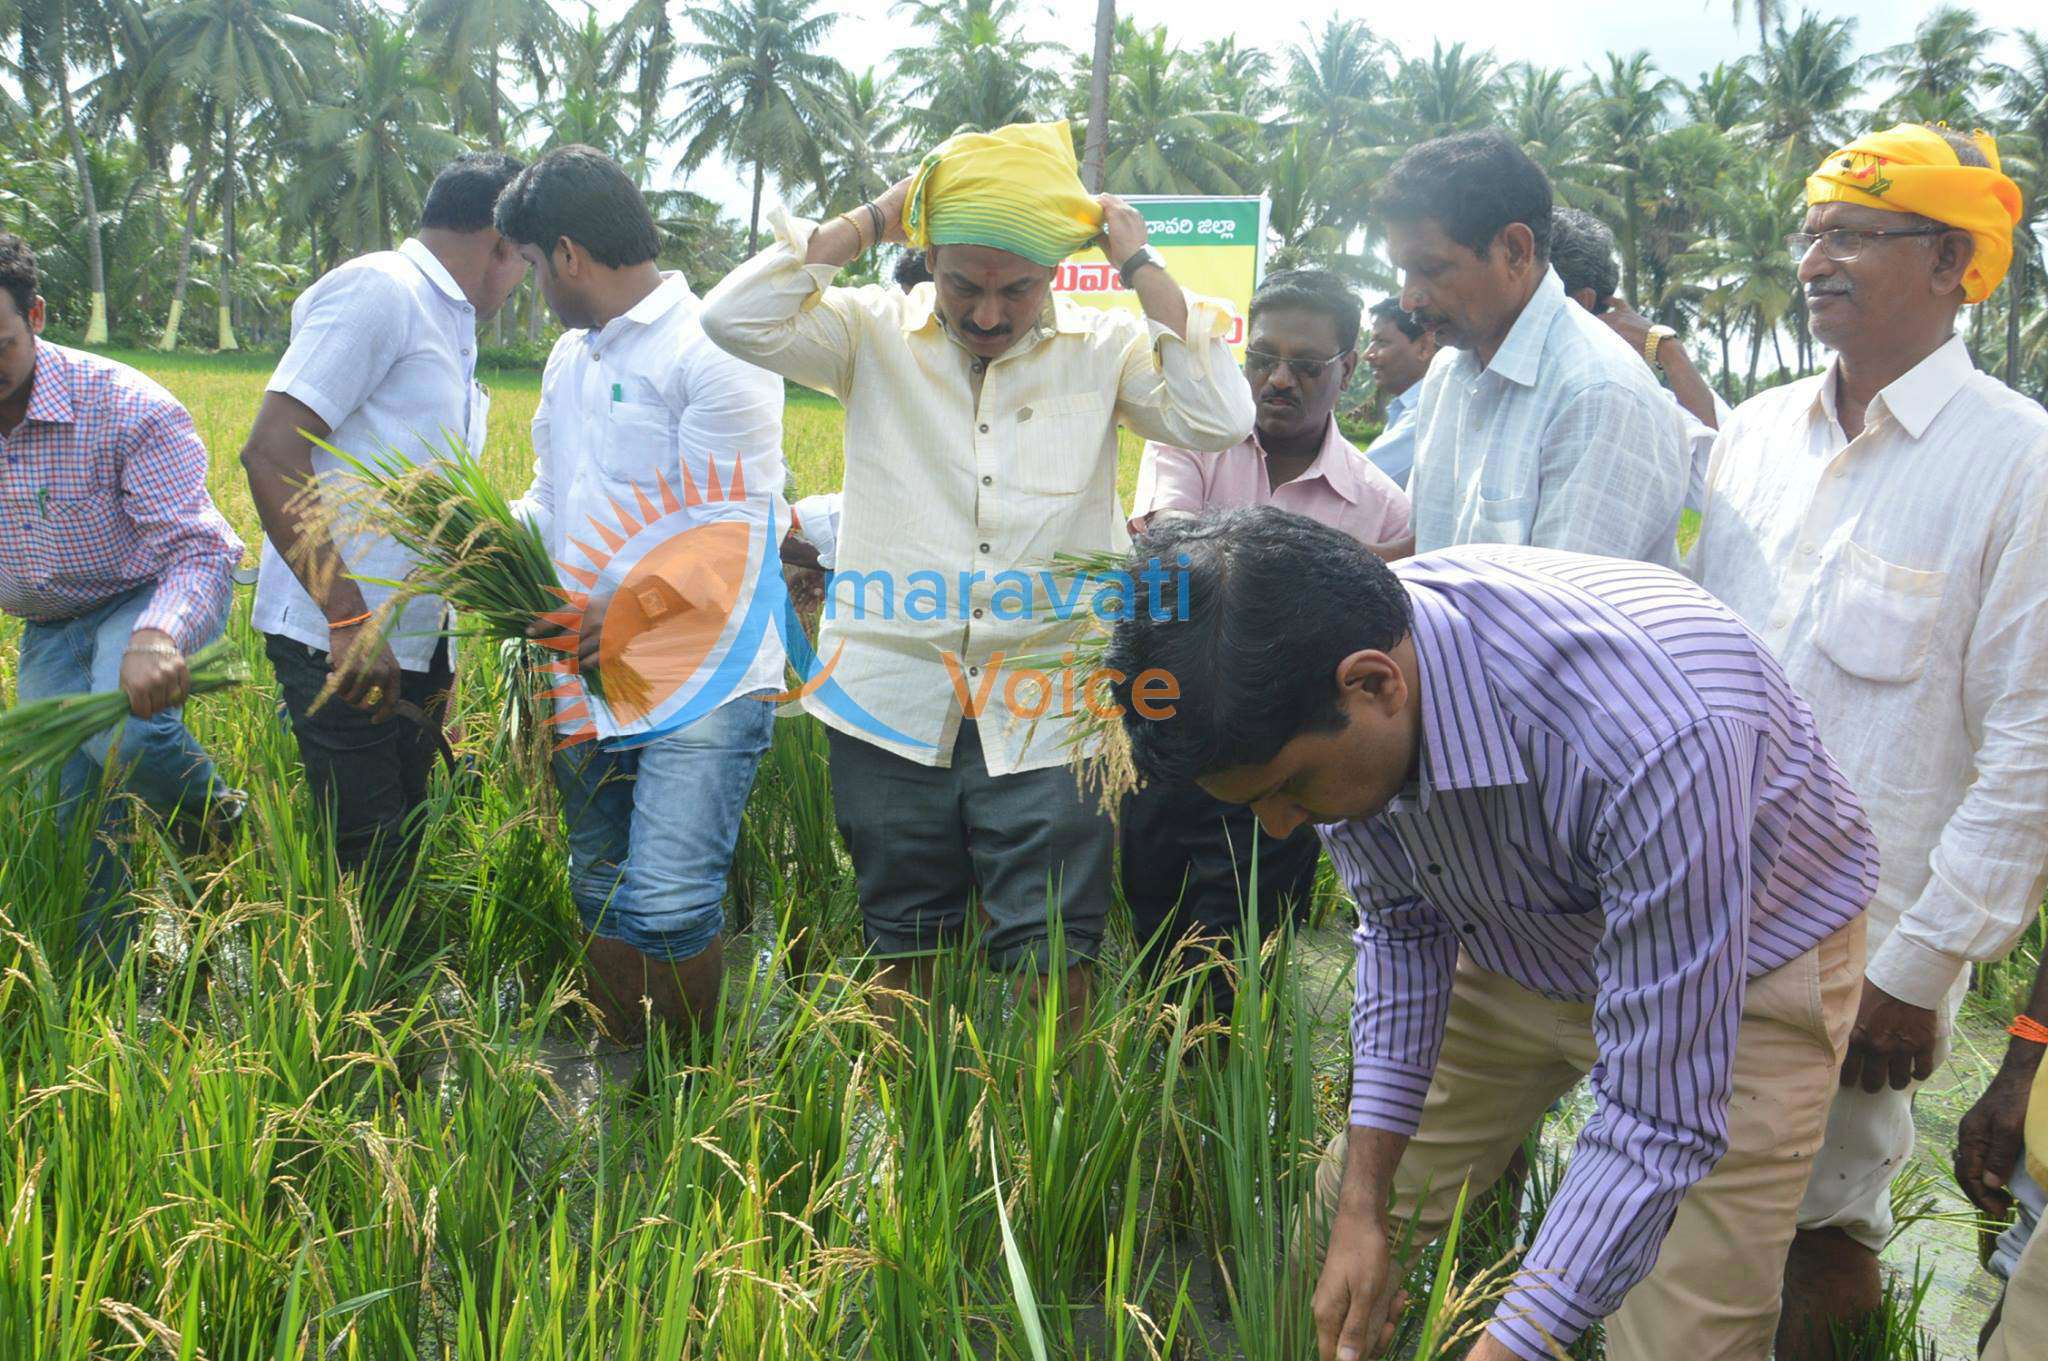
[837,210,869,254]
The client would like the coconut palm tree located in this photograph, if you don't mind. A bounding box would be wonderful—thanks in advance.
[138,0,333,349]
[804,65,905,218]
[610,0,677,173]
[1502,63,1612,214]
[533,8,631,158]
[1680,167,1801,394]
[891,0,1060,144]
[1194,35,1275,119]
[1097,24,1255,195]
[3,0,120,342]
[1870,5,1998,127]
[1390,40,1501,144]
[1758,12,1860,167]
[1585,50,1675,303]
[1282,17,1385,147]
[1686,59,1762,134]
[412,0,564,154]
[671,0,841,255]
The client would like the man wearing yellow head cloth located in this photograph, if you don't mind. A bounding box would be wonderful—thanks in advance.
[1689,123,2048,1359]
[701,121,1253,1015]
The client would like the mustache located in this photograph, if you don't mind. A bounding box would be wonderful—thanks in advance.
[1805,281,1853,299]
[959,320,1012,338]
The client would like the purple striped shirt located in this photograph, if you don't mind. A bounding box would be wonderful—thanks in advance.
[1324,546,1876,1359]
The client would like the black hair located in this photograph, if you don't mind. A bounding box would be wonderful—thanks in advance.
[493,145,661,269]
[1926,124,1991,169]
[420,151,527,232]
[1368,296,1426,343]
[1548,207,1620,306]
[1106,506,1412,784]
[1249,267,1363,351]
[0,233,35,321]
[1377,129,1554,263]
[893,249,933,291]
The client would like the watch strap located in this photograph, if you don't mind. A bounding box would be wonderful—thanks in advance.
[1643,325,1675,369]
[1118,246,1161,289]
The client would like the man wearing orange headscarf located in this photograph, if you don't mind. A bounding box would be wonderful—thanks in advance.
[1689,124,2048,1359]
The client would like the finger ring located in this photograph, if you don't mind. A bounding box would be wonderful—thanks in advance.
[365,685,384,706]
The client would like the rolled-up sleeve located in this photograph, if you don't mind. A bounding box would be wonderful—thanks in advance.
[1111,294,1256,454]
[124,403,243,651]
[1490,717,1756,1360]
[699,207,862,398]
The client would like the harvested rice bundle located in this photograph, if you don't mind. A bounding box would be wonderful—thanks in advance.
[0,639,246,783]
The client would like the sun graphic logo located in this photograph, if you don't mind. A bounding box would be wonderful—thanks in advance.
[531,454,924,752]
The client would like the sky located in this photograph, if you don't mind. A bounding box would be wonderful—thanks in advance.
[652,0,2045,221]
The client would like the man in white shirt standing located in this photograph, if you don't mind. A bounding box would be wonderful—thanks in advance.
[1382,131,1688,565]
[240,152,528,904]
[497,146,787,1045]
[1687,123,2047,1360]
[1359,298,1435,491]
[701,120,1253,1017]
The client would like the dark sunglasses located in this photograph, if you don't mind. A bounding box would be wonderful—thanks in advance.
[1244,347,1352,380]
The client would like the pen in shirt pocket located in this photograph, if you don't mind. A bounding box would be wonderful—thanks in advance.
[612,382,622,406]
[37,486,50,519]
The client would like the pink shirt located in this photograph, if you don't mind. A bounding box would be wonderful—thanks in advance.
[1129,418,1412,548]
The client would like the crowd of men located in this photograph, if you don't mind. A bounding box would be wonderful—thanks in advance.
[2,109,2045,1361]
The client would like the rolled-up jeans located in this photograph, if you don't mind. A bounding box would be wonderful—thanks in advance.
[549,694,776,963]
[16,584,229,955]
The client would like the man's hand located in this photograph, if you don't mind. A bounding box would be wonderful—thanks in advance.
[1955,1065,2037,1216]
[1597,297,1658,359]
[1097,194,1151,266]
[1312,1209,1405,1361]
[119,628,189,718]
[1840,979,1941,1092]
[326,620,402,722]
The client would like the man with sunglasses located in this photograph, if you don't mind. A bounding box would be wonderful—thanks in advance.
[1688,123,2048,1360]
[1125,268,1410,1009]
[1380,131,1689,567]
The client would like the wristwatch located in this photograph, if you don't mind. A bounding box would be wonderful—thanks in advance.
[1643,324,1677,370]
[1117,245,1166,289]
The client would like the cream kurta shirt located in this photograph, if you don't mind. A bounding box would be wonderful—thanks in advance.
[1688,336,2048,1010]
[701,206,1255,775]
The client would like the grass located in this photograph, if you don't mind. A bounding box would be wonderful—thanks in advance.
[0,353,1976,1357]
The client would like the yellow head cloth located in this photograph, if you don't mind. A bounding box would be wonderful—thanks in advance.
[901,120,1104,268]
[1805,124,2023,304]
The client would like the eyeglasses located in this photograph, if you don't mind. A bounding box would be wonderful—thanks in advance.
[1244,347,1351,380]
[1785,226,1951,264]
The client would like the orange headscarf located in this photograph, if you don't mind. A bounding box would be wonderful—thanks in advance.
[1806,124,2023,304]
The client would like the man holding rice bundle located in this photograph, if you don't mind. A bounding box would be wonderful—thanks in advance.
[702,119,1254,1012]
[239,152,528,903]
[495,146,788,1048]
[1688,123,2048,1359]
[0,232,244,960]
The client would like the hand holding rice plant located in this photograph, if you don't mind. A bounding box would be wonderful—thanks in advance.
[0,638,246,784]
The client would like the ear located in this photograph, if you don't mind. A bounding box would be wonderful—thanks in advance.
[1568,286,1599,313]
[1337,349,1361,388]
[1497,222,1538,273]
[552,235,580,277]
[27,296,45,335]
[1930,229,1975,299]
[1335,648,1405,716]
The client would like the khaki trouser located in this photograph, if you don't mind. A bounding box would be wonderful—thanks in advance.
[1984,1189,2048,1361]
[1307,918,1864,1360]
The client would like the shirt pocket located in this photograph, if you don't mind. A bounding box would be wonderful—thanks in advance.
[1466,491,1534,546]
[1812,538,1947,685]
[596,400,677,488]
[1004,392,1107,499]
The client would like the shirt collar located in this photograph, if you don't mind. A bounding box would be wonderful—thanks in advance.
[591,272,694,345]
[1478,266,1567,389]
[1404,582,1530,800]
[1812,333,1973,441]
[21,341,76,425]
[1254,418,1369,505]
[398,237,468,306]
[1385,384,1418,421]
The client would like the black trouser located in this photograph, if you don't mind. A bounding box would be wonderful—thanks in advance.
[1119,776,1322,1012]
[264,633,453,905]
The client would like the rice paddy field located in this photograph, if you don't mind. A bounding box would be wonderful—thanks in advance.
[0,350,2023,1357]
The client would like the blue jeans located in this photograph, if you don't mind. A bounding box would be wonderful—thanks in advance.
[549,696,776,963]
[17,585,228,953]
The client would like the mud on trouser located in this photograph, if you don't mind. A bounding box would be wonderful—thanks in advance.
[549,695,776,964]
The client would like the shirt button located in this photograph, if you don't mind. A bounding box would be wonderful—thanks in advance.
[1018,406,1034,421]
[978,423,990,434]
[1426,862,1443,875]
[981,475,993,486]
[1800,543,1817,557]
[1460,922,1478,934]
[1771,612,1790,630]
[973,607,984,619]
[968,665,980,676]
[979,542,990,554]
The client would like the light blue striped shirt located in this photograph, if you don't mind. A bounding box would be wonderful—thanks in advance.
[1324,545,1877,1357]
[1364,382,1420,490]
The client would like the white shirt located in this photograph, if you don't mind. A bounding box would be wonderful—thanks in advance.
[515,273,788,742]
[792,492,844,569]
[1688,336,2048,1010]
[1364,382,1420,490]
[255,238,488,670]
[1408,268,1689,566]
[1678,387,1734,515]
[701,205,1255,776]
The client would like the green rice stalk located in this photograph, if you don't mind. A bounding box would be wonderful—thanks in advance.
[0,638,246,784]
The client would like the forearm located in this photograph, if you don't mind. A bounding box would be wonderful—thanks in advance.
[803,211,870,270]
[1657,339,1721,432]
[1131,264,1190,340]
[1337,1124,1409,1228]
[1997,950,2048,1080]
[240,413,365,623]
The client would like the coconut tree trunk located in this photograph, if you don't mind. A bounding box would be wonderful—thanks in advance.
[217,115,239,351]
[748,156,766,255]
[159,169,204,351]
[2006,241,2027,387]
[52,61,109,344]
[1621,173,1641,305]
[1747,320,1763,392]
[1715,310,1731,393]
[1080,0,1116,192]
